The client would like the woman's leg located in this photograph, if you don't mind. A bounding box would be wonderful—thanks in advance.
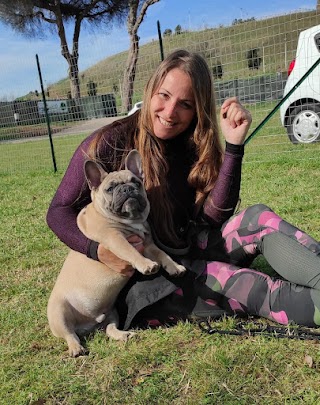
[132,204,320,328]
[221,204,320,289]
[196,203,320,326]
[203,260,320,327]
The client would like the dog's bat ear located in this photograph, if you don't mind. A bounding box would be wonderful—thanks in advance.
[84,160,107,190]
[125,149,144,180]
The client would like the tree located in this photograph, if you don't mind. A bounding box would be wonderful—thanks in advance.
[175,24,182,35]
[212,62,223,79]
[0,0,129,100]
[121,0,159,114]
[246,48,262,70]
[87,80,97,96]
[163,28,172,36]
[232,17,255,25]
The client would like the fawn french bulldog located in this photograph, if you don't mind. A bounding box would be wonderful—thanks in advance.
[47,149,186,356]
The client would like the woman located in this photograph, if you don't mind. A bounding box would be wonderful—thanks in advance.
[47,49,320,330]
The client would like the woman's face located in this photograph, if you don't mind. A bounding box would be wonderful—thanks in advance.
[150,68,196,140]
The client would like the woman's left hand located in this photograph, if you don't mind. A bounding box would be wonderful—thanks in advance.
[220,97,252,145]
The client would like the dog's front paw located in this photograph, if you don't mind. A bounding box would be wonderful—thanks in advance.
[137,259,160,275]
[164,263,187,277]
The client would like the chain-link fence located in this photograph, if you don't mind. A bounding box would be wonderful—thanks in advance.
[1,9,320,174]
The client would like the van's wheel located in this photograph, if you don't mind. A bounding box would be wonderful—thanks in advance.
[287,103,320,144]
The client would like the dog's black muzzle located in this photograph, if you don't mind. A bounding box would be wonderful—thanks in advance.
[112,183,147,217]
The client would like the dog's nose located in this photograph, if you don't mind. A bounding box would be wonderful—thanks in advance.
[121,184,135,194]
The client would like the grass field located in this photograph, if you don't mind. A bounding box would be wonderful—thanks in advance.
[1,130,320,404]
[2,98,320,175]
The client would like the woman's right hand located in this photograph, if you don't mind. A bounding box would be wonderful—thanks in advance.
[220,97,252,145]
[97,234,144,277]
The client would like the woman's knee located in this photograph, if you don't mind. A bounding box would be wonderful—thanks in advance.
[235,204,274,228]
[245,204,273,216]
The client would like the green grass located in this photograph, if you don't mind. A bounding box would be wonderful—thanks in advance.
[2,98,320,175]
[0,133,89,174]
[2,8,320,403]
[0,120,83,142]
[1,135,320,404]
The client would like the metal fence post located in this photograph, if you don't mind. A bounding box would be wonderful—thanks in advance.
[36,54,57,172]
[157,20,164,62]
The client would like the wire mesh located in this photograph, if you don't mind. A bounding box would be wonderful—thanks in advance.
[1,9,320,174]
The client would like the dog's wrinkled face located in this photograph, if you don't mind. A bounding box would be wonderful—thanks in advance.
[95,170,149,222]
[84,150,150,224]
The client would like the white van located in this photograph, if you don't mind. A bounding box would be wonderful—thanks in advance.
[280,24,320,144]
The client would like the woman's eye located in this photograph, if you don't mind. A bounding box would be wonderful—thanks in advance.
[158,92,168,99]
[180,101,193,109]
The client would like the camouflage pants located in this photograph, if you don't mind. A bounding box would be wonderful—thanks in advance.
[199,204,320,326]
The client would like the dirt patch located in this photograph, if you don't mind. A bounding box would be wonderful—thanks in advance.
[0,116,121,143]
[56,117,120,136]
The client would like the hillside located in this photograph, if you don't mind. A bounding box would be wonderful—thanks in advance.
[25,10,320,102]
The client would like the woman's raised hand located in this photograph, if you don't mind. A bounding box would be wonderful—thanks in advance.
[220,97,252,145]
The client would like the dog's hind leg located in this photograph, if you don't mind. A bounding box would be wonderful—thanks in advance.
[47,299,87,357]
[105,309,135,341]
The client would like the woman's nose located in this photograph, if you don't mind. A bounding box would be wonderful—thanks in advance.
[164,100,177,117]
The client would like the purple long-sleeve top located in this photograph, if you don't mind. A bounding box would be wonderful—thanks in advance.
[46,114,243,258]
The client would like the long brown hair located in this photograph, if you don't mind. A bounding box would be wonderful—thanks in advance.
[88,49,223,248]
[136,49,223,246]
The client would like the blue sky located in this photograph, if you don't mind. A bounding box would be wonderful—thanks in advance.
[0,0,316,99]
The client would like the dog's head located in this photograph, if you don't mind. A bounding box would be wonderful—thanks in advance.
[84,150,149,224]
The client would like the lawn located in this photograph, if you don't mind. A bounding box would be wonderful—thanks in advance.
[1,134,320,404]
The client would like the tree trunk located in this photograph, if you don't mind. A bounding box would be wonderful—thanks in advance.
[68,54,81,100]
[61,47,81,100]
[121,0,160,114]
[122,34,139,113]
[56,4,82,100]
[61,46,82,119]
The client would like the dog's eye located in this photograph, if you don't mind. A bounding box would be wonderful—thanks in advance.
[132,178,141,187]
[106,185,115,193]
